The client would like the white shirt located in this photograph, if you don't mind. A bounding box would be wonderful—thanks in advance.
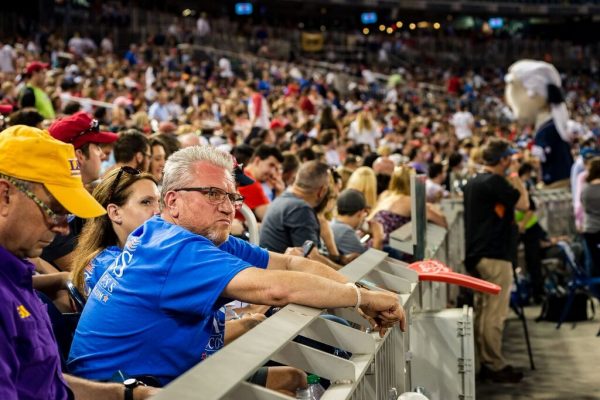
[218,57,233,78]
[101,37,113,53]
[325,149,341,167]
[450,111,474,141]
[0,45,15,73]
[196,17,211,37]
[426,179,444,203]
[248,94,270,129]
[348,120,379,150]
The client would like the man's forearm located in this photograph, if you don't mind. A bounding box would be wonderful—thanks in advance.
[32,272,68,293]
[509,176,530,211]
[65,374,158,400]
[287,254,347,282]
[224,269,358,308]
[371,237,384,250]
[65,374,122,400]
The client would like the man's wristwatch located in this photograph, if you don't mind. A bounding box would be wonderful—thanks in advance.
[123,378,146,400]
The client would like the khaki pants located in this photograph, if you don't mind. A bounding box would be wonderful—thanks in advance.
[474,258,513,371]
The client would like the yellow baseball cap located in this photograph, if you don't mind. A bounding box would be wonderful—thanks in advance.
[0,125,106,218]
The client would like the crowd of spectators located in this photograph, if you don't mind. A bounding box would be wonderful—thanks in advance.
[0,17,599,397]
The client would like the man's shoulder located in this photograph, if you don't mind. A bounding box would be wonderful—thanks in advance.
[467,172,501,184]
[330,220,353,233]
[268,192,307,210]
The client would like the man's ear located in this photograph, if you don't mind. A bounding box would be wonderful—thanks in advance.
[75,148,86,164]
[106,203,122,225]
[135,152,144,165]
[0,180,12,216]
[164,191,179,218]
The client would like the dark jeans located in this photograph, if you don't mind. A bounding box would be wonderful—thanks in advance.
[584,231,600,277]
[520,223,546,299]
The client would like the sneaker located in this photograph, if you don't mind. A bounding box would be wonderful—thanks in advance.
[479,364,524,383]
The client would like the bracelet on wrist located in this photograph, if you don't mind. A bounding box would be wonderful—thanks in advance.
[346,282,361,311]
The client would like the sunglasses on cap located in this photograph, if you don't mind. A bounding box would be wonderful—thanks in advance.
[68,119,100,144]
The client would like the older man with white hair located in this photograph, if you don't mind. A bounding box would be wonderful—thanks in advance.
[68,145,405,393]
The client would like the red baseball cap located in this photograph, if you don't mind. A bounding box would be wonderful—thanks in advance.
[49,111,118,149]
[0,104,13,115]
[270,119,285,130]
[25,61,50,75]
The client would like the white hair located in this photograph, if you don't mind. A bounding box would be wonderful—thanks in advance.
[160,145,234,207]
[505,59,561,100]
[505,59,570,142]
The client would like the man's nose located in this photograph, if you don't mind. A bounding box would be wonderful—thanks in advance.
[218,197,235,214]
[51,222,70,237]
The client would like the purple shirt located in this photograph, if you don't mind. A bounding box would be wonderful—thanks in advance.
[0,246,70,400]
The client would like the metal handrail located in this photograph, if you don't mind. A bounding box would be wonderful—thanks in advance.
[238,203,260,245]
[152,249,418,400]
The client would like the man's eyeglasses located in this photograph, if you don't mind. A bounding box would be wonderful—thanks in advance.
[175,186,245,209]
[107,166,141,204]
[0,174,70,226]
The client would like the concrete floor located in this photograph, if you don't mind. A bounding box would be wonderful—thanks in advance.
[477,305,600,400]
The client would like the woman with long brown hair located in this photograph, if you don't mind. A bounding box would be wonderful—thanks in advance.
[71,167,160,297]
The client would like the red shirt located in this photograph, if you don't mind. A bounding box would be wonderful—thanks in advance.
[238,169,270,210]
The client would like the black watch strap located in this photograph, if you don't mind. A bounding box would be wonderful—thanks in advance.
[123,378,145,400]
[124,385,134,400]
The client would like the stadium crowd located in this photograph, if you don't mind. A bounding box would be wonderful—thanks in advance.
[0,19,599,398]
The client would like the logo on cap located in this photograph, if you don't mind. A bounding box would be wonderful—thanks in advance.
[17,305,31,319]
[68,158,81,176]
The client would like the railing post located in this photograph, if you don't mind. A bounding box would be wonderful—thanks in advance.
[412,174,427,261]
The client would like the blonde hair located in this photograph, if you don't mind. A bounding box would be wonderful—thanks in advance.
[388,165,413,196]
[357,110,373,133]
[71,168,157,296]
[346,166,377,208]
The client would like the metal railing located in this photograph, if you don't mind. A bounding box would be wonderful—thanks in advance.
[531,189,574,238]
[153,249,419,400]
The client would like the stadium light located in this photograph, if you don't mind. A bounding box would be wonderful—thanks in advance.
[182,9,192,17]
[363,27,370,35]
[396,21,403,28]
[379,24,386,31]
[409,23,416,30]
[386,27,393,34]
[417,21,429,28]
[433,22,441,29]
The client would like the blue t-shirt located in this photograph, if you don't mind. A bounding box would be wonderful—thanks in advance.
[83,246,121,297]
[68,216,269,385]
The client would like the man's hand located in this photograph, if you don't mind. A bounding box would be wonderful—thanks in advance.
[368,220,384,240]
[284,247,303,257]
[133,385,160,399]
[359,289,406,336]
[268,171,285,196]
[241,313,267,330]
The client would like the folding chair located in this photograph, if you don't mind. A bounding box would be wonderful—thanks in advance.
[555,241,600,336]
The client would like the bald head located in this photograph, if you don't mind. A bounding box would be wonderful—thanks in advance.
[372,157,395,176]
[178,133,201,148]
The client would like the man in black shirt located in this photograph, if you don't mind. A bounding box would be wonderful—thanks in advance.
[463,138,529,383]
